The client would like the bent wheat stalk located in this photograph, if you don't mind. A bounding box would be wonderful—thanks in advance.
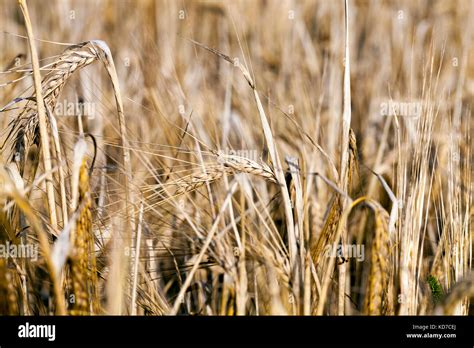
[3,38,133,228]
[164,153,277,197]
[187,39,297,270]
[18,0,57,230]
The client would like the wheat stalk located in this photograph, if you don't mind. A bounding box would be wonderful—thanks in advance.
[364,201,393,315]
[172,153,277,196]
[18,0,58,231]
[66,136,99,314]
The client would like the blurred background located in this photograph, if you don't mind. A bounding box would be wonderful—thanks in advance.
[0,0,472,315]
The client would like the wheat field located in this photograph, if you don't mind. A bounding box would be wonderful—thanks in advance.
[0,0,472,316]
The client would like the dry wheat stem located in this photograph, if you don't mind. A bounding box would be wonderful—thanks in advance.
[171,180,238,314]
[337,0,352,316]
[130,200,144,315]
[188,39,297,270]
[171,154,277,197]
[18,0,58,231]
[0,166,66,314]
